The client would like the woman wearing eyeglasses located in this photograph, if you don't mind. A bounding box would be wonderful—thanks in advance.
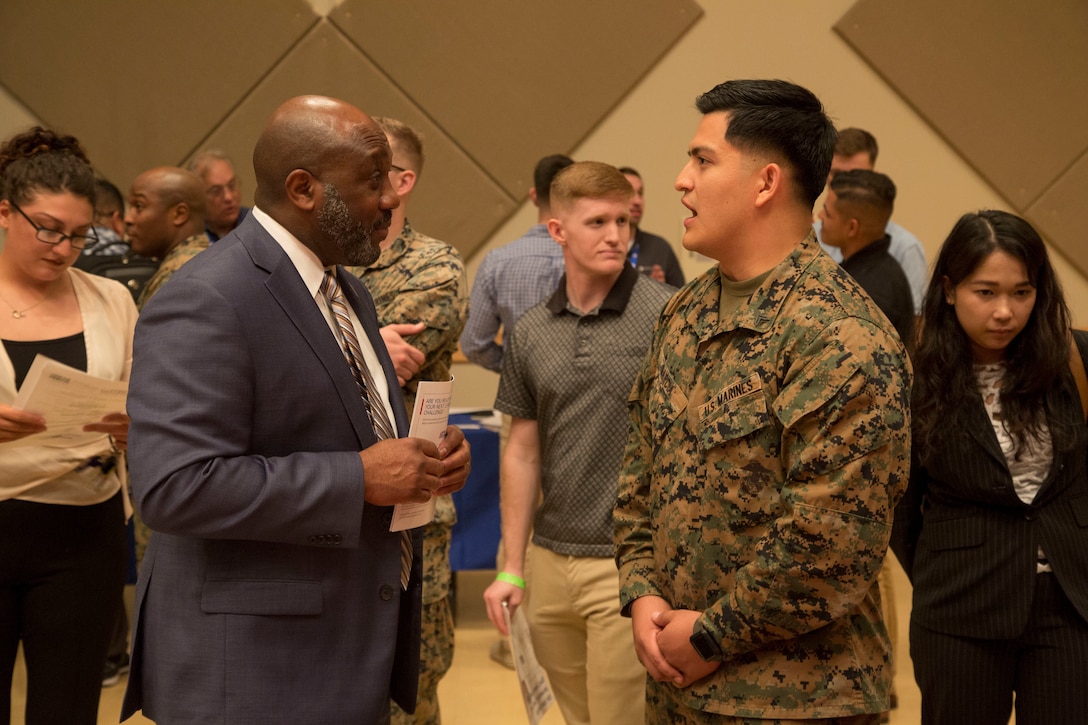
[0,127,137,724]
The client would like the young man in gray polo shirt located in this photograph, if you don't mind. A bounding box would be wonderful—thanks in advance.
[483,161,674,725]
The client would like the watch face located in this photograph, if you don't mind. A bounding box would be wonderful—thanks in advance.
[690,630,719,661]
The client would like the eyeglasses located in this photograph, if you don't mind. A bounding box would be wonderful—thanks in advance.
[206,177,239,200]
[8,201,98,251]
[390,165,406,173]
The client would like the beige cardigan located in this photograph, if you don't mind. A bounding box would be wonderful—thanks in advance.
[0,268,137,505]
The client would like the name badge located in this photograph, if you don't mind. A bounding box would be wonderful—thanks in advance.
[699,373,762,420]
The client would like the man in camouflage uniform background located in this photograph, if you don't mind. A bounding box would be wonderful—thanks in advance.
[349,116,468,725]
[613,80,912,724]
[124,166,210,312]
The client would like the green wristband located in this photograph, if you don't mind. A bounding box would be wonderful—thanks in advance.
[495,572,526,589]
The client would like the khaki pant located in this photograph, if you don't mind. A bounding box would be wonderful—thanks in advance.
[526,547,645,725]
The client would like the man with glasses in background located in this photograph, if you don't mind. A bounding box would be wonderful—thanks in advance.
[187,149,250,241]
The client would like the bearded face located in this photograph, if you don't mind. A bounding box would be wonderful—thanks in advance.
[317,183,387,267]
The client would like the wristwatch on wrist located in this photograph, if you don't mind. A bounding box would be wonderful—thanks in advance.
[689,620,723,662]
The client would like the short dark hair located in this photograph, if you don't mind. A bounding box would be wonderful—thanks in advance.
[93,177,125,217]
[533,154,574,209]
[695,79,835,207]
[829,169,896,225]
[617,166,640,179]
[0,126,95,206]
[835,128,879,164]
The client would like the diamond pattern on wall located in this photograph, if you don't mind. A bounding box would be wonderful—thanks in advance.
[835,0,1088,275]
[192,20,514,255]
[0,1,702,258]
[329,0,703,199]
[0,0,318,194]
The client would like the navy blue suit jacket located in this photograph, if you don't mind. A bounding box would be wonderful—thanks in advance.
[122,214,422,724]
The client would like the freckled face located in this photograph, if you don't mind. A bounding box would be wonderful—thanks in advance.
[550,196,632,280]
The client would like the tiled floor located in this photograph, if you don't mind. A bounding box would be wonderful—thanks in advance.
[12,562,923,724]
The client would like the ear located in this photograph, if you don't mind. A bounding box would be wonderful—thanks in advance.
[0,199,10,231]
[942,275,955,304]
[546,217,566,246]
[109,210,125,236]
[170,202,191,227]
[846,217,860,239]
[753,162,783,208]
[285,169,317,211]
[529,187,539,208]
[396,169,418,197]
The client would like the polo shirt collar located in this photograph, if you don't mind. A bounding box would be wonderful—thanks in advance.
[545,262,639,316]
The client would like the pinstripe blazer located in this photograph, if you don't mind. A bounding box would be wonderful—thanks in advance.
[892,331,1088,640]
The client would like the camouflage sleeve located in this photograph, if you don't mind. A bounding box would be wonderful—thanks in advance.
[700,317,911,657]
[136,265,173,311]
[613,355,663,614]
[377,249,468,364]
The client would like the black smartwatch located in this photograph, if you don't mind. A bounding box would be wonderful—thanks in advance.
[689,620,723,662]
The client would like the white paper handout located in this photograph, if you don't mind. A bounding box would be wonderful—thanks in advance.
[390,378,453,532]
[503,601,555,725]
[10,355,127,447]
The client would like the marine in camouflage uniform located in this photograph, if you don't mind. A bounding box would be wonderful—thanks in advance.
[614,232,912,722]
[133,232,210,563]
[349,218,467,725]
[135,233,210,311]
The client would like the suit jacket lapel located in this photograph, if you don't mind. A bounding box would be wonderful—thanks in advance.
[239,223,377,446]
[965,397,1009,472]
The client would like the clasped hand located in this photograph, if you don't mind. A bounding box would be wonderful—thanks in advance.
[359,424,470,505]
[630,597,721,688]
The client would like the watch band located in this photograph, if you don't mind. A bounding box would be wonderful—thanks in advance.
[689,620,723,662]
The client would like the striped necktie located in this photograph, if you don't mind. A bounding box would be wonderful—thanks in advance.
[320,270,412,589]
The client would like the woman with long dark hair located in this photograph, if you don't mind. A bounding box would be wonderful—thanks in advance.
[0,127,137,723]
[893,210,1088,724]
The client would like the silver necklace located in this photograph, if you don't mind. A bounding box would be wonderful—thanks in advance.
[0,288,49,319]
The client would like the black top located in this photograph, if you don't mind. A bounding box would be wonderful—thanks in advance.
[627,228,685,288]
[3,333,87,389]
[841,235,914,346]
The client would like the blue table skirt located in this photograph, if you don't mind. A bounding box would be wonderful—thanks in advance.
[449,413,501,571]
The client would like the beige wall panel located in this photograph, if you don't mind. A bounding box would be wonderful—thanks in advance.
[0,0,317,191]
[0,86,39,147]
[1026,151,1088,275]
[329,0,702,199]
[834,0,1088,211]
[191,21,515,257]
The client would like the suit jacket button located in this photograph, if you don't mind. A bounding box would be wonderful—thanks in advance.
[380,585,395,601]
[332,534,342,545]
[308,535,318,544]
[1024,508,1037,521]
